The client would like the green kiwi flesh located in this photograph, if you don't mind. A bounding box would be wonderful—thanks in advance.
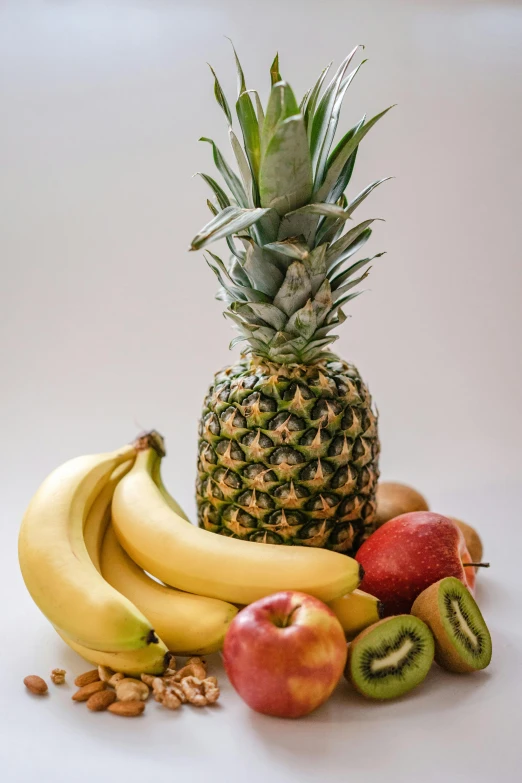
[346,615,435,700]
[437,578,492,671]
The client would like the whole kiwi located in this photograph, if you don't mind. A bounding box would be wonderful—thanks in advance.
[411,577,492,673]
[375,482,429,527]
[449,517,483,564]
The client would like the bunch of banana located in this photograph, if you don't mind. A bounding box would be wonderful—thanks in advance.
[112,445,363,605]
[19,430,367,674]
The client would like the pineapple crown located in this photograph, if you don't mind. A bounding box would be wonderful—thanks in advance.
[190,45,394,365]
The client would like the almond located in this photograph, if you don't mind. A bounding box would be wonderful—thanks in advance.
[72,680,106,701]
[86,690,117,712]
[24,675,48,695]
[108,700,145,717]
[74,669,100,687]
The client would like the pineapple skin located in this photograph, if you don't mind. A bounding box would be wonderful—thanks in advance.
[197,354,380,554]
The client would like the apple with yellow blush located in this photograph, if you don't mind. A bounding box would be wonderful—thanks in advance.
[223,591,347,718]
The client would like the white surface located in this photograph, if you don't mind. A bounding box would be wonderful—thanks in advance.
[1,1,521,781]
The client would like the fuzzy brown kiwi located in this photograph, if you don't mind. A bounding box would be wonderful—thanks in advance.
[375,482,429,527]
[345,615,435,700]
[450,518,483,564]
[411,577,492,673]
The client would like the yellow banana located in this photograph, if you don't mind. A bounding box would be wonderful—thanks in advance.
[83,461,133,571]
[112,446,362,605]
[101,526,237,655]
[18,439,162,652]
[151,457,190,522]
[55,629,167,676]
[328,589,384,639]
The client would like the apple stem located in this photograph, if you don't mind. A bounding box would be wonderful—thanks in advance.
[463,562,490,568]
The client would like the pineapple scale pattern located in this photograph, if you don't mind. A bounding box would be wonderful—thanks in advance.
[197,356,379,554]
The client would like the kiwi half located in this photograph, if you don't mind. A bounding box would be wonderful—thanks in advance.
[411,577,492,673]
[345,615,435,700]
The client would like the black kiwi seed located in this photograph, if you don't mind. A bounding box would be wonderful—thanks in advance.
[411,577,492,673]
[346,615,435,700]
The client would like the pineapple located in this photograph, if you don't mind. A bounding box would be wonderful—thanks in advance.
[191,47,392,555]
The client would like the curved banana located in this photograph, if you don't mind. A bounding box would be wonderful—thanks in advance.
[152,458,190,522]
[101,526,237,655]
[55,629,167,676]
[112,447,363,605]
[83,461,133,572]
[18,440,161,652]
[328,589,384,639]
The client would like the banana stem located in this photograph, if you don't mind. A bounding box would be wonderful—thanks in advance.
[133,430,166,456]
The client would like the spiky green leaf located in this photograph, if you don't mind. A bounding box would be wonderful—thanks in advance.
[229,129,254,207]
[198,172,231,211]
[273,261,312,316]
[287,203,349,220]
[227,38,246,95]
[331,267,371,294]
[344,178,392,219]
[236,91,261,186]
[327,229,373,275]
[208,64,232,125]
[259,115,313,215]
[206,250,271,303]
[233,302,287,331]
[263,238,309,261]
[329,251,384,283]
[242,242,284,296]
[270,54,281,86]
[315,106,394,201]
[285,298,317,339]
[304,243,327,295]
[261,81,300,155]
[310,47,361,180]
[191,206,271,250]
[304,64,330,138]
[200,137,248,207]
[312,278,333,324]
[325,219,379,265]
[250,90,265,133]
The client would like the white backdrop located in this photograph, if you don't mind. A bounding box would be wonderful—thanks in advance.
[1,1,521,782]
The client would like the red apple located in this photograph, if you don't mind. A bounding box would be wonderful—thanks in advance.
[223,591,347,718]
[356,512,476,615]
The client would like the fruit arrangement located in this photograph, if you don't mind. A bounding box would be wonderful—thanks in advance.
[18,46,493,722]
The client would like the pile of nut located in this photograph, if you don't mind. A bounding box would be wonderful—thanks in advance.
[23,656,220,718]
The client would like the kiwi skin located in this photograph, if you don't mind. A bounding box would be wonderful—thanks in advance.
[376,482,429,527]
[345,615,434,700]
[450,517,483,564]
[411,578,492,673]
